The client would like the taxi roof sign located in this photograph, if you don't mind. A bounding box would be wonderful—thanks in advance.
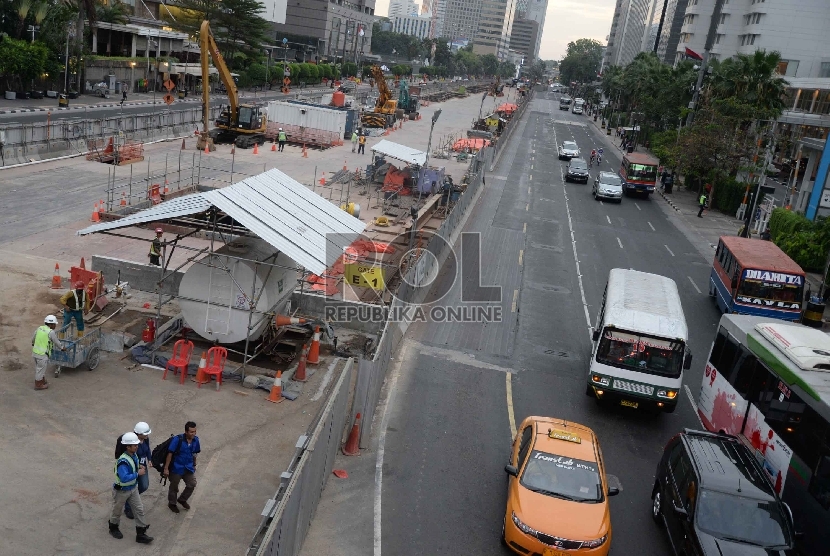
[548,429,581,444]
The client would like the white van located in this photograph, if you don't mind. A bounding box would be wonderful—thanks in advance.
[586,269,691,413]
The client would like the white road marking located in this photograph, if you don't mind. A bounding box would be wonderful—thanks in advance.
[506,374,517,438]
[688,276,702,295]
[529,175,532,181]
[665,245,675,257]
[518,250,524,266]
[617,237,623,249]
[685,385,704,427]
[525,203,529,211]
[522,222,527,234]
[528,186,531,194]
[634,202,641,211]
[648,221,655,231]
[375,342,408,556]
[512,289,519,312]
[606,215,611,225]
[530,164,534,170]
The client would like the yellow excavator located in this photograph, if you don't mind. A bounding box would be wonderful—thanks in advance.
[361,65,398,128]
[196,20,267,150]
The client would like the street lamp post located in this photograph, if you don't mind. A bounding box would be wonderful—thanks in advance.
[424,108,442,168]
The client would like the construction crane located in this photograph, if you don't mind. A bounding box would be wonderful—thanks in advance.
[361,65,398,128]
[196,20,267,150]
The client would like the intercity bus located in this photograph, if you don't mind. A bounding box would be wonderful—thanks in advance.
[619,152,659,196]
[709,236,805,322]
[586,269,691,413]
[699,313,830,556]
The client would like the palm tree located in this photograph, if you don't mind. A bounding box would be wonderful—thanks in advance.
[95,0,130,54]
[710,50,788,120]
[16,0,35,38]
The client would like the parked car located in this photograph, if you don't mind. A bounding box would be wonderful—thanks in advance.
[592,172,623,202]
[652,429,796,556]
[566,158,590,183]
[558,140,580,160]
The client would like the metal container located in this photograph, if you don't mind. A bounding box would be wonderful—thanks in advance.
[803,298,825,328]
[178,238,297,344]
[266,101,347,136]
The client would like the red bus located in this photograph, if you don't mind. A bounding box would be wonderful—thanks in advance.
[619,152,659,196]
[709,236,805,322]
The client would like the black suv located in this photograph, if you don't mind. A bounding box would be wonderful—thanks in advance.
[652,430,796,555]
[565,158,589,183]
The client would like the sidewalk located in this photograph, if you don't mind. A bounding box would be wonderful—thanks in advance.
[0,86,337,114]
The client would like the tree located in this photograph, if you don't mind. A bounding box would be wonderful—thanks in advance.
[709,50,788,120]
[0,37,48,89]
[498,61,516,79]
[480,53,499,77]
[559,38,603,85]
[527,60,546,82]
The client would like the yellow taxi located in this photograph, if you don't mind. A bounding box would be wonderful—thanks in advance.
[502,417,617,555]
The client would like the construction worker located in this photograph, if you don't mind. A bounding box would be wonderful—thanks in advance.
[149,228,163,266]
[351,130,358,152]
[278,128,287,152]
[698,192,708,218]
[358,132,366,155]
[115,422,152,519]
[60,281,91,335]
[31,315,64,390]
[109,432,154,544]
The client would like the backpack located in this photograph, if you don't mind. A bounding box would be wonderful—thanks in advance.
[150,434,182,474]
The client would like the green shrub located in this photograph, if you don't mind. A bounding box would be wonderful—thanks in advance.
[711,177,750,215]
[768,208,830,272]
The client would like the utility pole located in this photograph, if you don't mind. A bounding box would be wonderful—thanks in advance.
[686,0,726,127]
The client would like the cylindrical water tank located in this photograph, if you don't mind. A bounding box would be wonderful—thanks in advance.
[332,90,346,107]
[178,239,298,344]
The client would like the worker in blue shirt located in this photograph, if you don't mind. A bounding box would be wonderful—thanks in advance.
[109,432,154,544]
[163,421,201,513]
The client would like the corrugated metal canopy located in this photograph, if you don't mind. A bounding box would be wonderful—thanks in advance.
[371,139,427,166]
[77,169,365,275]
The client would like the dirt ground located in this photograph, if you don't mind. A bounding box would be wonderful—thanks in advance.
[0,255,347,556]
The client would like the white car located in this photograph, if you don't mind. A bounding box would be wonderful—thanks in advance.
[593,171,623,202]
[558,141,580,160]
[572,105,584,115]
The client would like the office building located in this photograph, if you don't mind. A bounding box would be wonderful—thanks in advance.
[604,0,656,67]
[509,0,547,61]
[389,0,420,18]
[473,0,518,59]
[392,13,433,39]
[654,0,688,64]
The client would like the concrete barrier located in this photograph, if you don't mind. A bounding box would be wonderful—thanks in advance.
[92,255,183,295]
[291,291,385,335]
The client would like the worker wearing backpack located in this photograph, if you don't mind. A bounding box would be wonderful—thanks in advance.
[115,422,152,519]
[109,432,154,544]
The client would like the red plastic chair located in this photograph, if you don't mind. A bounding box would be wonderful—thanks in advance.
[199,346,228,390]
[163,340,195,384]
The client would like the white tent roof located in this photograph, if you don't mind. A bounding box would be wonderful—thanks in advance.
[77,169,365,274]
[371,139,427,166]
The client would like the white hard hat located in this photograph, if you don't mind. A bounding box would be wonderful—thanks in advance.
[44,315,58,324]
[279,127,283,131]
[121,432,140,445]
[134,422,151,435]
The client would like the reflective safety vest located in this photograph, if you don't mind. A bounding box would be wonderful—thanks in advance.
[279,132,287,142]
[32,325,51,356]
[351,132,358,143]
[114,452,138,488]
[699,195,706,205]
[149,238,161,257]
[359,135,366,145]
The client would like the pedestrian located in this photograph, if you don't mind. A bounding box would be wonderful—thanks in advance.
[351,130,358,153]
[164,421,200,513]
[698,192,708,218]
[148,228,163,266]
[109,432,154,544]
[31,314,64,390]
[122,90,128,103]
[116,422,152,520]
[357,132,366,155]
[278,128,287,152]
[60,281,91,336]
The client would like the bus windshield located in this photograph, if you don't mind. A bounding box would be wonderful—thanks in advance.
[738,277,803,305]
[596,328,684,377]
[625,163,657,182]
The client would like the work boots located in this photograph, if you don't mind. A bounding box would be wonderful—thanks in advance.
[108,521,123,539]
[135,526,154,544]
[34,379,48,390]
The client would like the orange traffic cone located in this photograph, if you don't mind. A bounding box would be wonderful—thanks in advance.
[253,143,259,155]
[193,352,209,385]
[343,160,347,171]
[79,257,85,269]
[266,371,283,403]
[274,314,308,327]
[194,127,199,135]
[302,144,308,158]
[294,345,308,382]
[50,263,62,289]
[91,202,100,222]
[204,142,210,154]
[319,173,326,186]
[342,413,361,455]
[271,142,277,152]
[307,326,321,364]
[120,193,127,207]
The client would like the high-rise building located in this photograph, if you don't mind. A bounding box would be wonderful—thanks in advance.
[654,0,688,64]
[389,0,420,18]
[473,0,518,59]
[392,12,433,39]
[440,0,482,43]
[604,0,656,67]
[510,0,547,61]
[675,0,830,77]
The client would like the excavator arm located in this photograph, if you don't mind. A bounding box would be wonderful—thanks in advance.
[371,65,391,110]
[200,20,238,133]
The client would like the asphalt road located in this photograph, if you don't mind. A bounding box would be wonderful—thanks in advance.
[379,90,723,555]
